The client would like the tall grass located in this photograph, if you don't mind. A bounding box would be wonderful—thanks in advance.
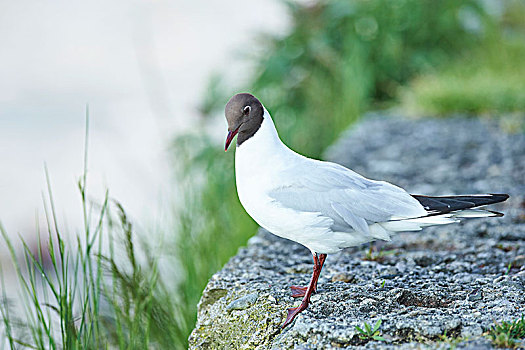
[0,116,109,349]
[0,116,189,349]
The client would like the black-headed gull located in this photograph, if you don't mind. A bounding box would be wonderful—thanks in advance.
[224,93,509,328]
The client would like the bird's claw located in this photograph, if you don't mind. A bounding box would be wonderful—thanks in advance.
[282,306,300,328]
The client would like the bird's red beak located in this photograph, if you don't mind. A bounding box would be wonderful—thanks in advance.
[225,126,240,151]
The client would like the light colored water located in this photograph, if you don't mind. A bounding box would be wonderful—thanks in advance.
[0,0,288,249]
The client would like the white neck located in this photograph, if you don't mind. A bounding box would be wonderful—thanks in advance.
[236,108,286,153]
[235,107,298,196]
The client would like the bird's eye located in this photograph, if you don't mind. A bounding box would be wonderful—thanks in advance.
[243,106,251,116]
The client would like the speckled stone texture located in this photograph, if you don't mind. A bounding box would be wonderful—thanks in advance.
[189,116,525,349]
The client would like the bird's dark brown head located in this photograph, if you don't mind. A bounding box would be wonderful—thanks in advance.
[224,93,264,151]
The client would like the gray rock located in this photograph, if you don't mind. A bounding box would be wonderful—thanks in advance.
[227,293,259,312]
[189,116,525,349]
[467,289,483,301]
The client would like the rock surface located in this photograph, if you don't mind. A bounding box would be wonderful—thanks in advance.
[189,116,525,349]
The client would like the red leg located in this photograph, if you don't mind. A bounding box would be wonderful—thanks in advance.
[282,253,327,328]
[289,254,327,297]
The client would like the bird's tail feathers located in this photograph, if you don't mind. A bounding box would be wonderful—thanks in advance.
[451,209,504,218]
[380,194,508,233]
[380,214,457,232]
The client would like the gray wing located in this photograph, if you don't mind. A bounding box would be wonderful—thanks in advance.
[268,160,427,236]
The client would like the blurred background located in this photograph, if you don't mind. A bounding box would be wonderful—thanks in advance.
[0,0,287,239]
[0,0,524,348]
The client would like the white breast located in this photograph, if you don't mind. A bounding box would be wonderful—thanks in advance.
[234,110,339,252]
[235,109,289,224]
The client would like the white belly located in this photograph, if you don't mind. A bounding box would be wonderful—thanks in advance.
[235,148,346,253]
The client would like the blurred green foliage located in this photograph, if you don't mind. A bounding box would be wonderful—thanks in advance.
[171,1,525,347]
[171,134,258,346]
[402,33,525,115]
[251,0,491,156]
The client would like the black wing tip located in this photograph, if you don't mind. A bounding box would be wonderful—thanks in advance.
[488,193,510,203]
[411,193,510,215]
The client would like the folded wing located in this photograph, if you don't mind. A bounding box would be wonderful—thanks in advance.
[268,160,428,237]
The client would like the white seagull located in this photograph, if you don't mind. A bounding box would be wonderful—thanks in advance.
[224,93,509,328]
